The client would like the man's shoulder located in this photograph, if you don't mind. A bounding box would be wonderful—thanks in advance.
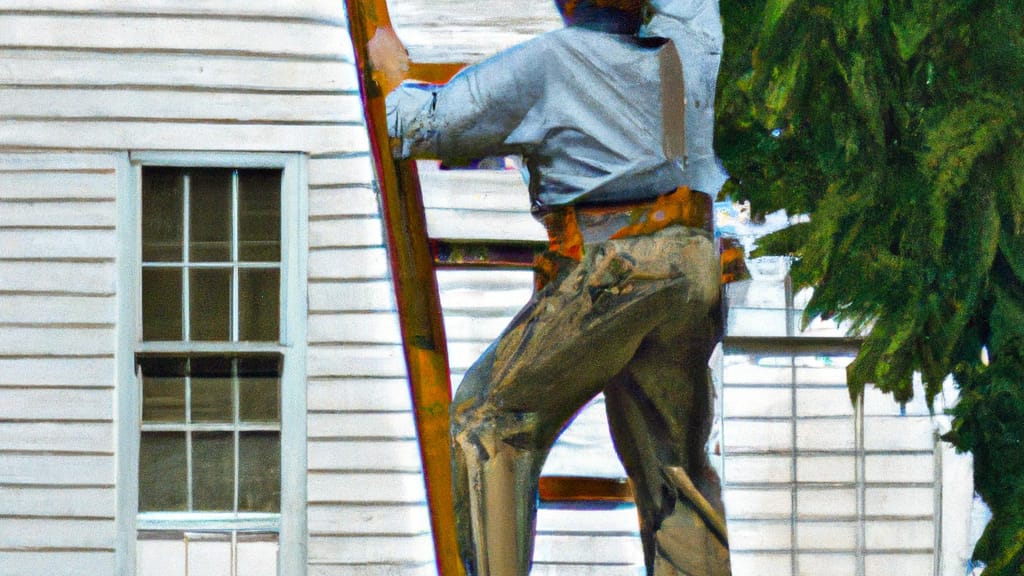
[531,27,663,57]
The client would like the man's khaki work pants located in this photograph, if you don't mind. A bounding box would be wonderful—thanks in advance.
[450,219,732,576]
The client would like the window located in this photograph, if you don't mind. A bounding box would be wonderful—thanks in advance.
[121,154,306,575]
[139,167,282,343]
[138,167,283,521]
[137,355,281,515]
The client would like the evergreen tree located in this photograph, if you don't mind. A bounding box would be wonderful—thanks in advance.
[715,0,1024,572]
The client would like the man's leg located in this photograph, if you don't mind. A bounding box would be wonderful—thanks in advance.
[450,226,719,576]
[604,326,731,575]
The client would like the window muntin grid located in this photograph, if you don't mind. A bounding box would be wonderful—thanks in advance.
[139,356,281,515]
[141,167,281,343]
[137,165,284,528]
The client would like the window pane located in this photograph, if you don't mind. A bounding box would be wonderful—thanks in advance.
[142,268,183,341]
[189,268,231,341]
[238,269,279,341]
[139,432,187,511]
[238,170,281,262]
[239,432,280,513]
[142,167,184,262]
[192,432,235,511]
[189,169,232,262]
[141,357,187,423]
[238,357,280,422]
[190,357,234,423]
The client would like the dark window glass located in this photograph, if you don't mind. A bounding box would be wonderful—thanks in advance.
[189,268,231,341]
[141,358,187,422]
[142,268,183,341]
[238,170,281,262]
[141,167,184,262]
[239,432,281,512]
[192,432,235,511]
[190,357,233,423]
[238,269,280,341]
[188,169,233,262]
[139,432,188,511]
[239,357,281,422]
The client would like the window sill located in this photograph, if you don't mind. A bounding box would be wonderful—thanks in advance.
[137,511,280,532]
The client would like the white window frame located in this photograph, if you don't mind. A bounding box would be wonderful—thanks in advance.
[117,151,308,575]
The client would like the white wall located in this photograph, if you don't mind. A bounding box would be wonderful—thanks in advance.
[0,2,403,574]
[0,151,121,575]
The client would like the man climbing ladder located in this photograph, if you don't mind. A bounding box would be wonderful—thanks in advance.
[362,0,732,574]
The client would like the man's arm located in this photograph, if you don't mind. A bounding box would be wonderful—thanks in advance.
[384,39,545,162]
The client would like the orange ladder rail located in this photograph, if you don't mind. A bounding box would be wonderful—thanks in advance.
[343,2,466,575]
[344,3,636,574]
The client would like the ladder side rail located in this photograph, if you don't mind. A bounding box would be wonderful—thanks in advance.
[343,2,466,575]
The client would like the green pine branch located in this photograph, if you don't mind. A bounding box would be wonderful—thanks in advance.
[717,0,1024,571]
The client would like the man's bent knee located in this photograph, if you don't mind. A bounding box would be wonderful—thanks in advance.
[452,401,543,461]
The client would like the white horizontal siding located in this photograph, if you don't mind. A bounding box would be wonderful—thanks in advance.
[0,388,113,420]
[0,357,115,387]
[0,294,115,324]
[308,156,376,187]
[0,122,369,153]
[0,170,116,199]
[0,152,119,572]
[2,0,390,565]
[308,412,416,440]
[307,503,430,535]
[308,247,391,280]
[0,452,114,485]
[0,49,357,93]
[425,207,545,241]
[307,378,414,413]
[0,326,115,356]
[307,564,435,576]
[0,200,117,227]
[308,280,397,314]
[308,312,402,345]
[0,261,116,294]
[0,485,116,516]
[418,161,545,240]
[0,422,112,453]
[305,116,431,570]
[308,472,426,505]
[2,88,364,123]
[309,217,385,249]
[308,439,422,474]
[1,0,345,20]
[308,533,435,564]
[1,0,388,570]
[1,228,116,259]
[0,551,116,576]
[0,517,116,548]
[389,0,561,62]
[0,14,351,59]
[309,186,379,218]
[307,344,407,379]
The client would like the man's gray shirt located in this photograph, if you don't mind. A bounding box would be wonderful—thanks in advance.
[386,0,727,212]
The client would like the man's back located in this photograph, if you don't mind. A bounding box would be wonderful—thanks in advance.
[387,25,687,209]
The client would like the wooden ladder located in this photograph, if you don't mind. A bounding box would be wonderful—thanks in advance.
[343,3,632,575]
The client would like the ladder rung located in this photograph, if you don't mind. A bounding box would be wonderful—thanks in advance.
[539,476,634,502]
[431,238,545,268]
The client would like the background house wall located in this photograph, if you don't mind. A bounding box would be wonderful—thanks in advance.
[0,2,391,574]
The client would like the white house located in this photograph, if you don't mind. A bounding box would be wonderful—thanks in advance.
[0,1,976,575]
